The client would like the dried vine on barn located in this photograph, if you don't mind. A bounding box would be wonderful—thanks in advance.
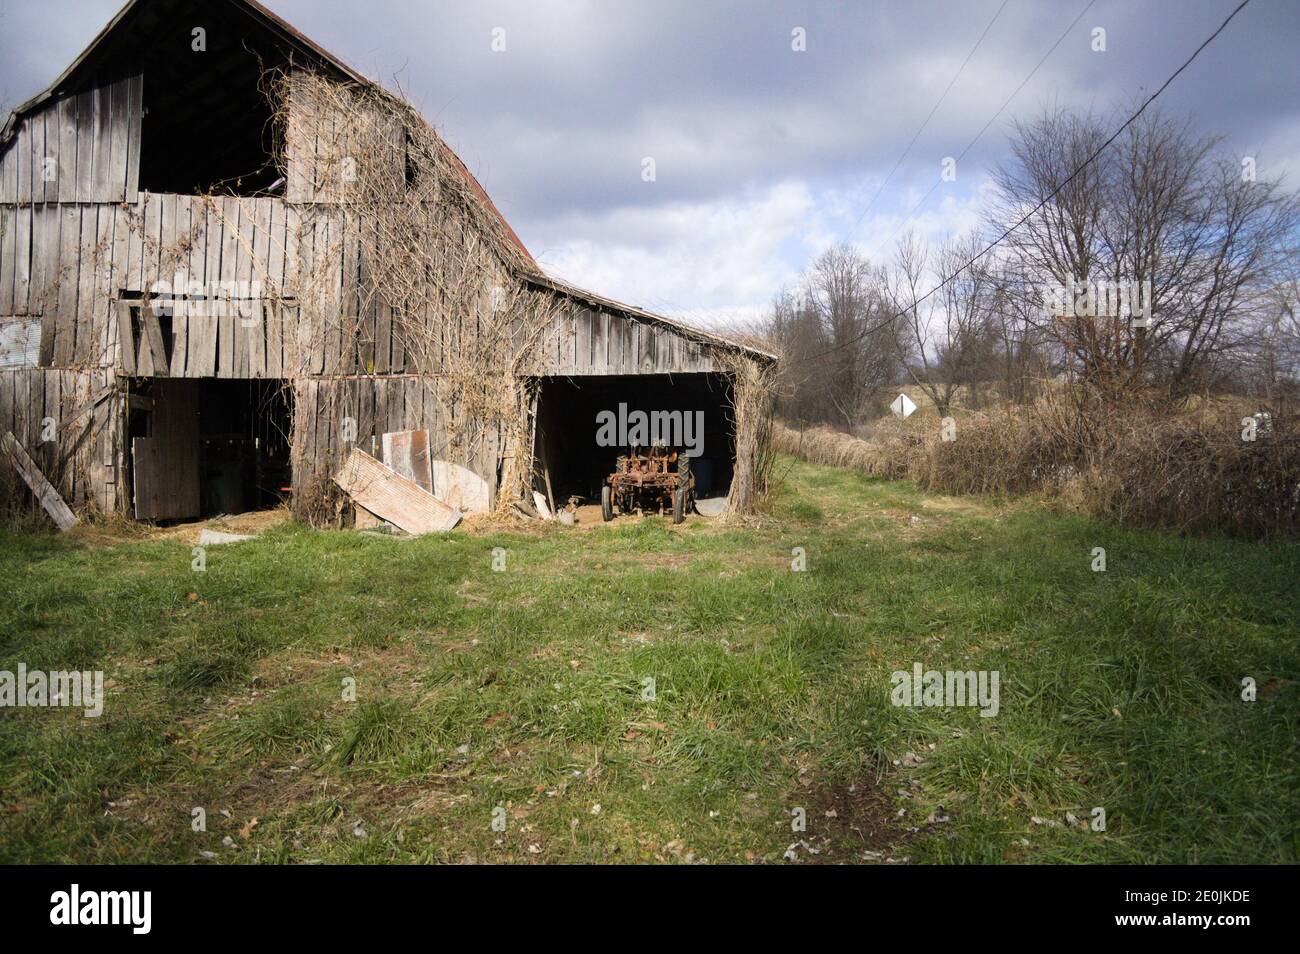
[269,70,561,515]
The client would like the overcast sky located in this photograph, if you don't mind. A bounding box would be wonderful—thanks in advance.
[2,0,1298,326]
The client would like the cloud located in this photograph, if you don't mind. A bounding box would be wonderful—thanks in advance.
[536,180,815,324]
[535,172,999,326]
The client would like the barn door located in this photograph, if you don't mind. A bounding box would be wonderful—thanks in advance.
[132,380,200,521]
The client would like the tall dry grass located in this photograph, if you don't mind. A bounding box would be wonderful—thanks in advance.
[775,390,1300,537]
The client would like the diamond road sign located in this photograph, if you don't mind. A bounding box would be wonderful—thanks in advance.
[890,393,917,418]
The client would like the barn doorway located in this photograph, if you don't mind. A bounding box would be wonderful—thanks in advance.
[127,379,292,521]
[532,373,736,510]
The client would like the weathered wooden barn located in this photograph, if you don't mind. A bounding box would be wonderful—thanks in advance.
[0,0,775,526]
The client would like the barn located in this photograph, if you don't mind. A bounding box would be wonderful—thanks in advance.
[0,0,776,527]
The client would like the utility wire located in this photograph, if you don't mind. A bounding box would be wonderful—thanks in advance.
[865,0,1097,262]
[793,0,1251,368]
[850,0,1010,235]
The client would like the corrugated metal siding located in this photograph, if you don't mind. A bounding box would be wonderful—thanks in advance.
[0,318,40,368]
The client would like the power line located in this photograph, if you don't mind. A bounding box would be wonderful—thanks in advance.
[864,0,1097,262]
[793,0,1252,368]
[849,0,1010,235]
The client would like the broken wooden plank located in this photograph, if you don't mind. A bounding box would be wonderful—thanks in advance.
[333,447,459,534]
[380,428,432,493]
[139,302,169,375]
[3,430,77,530]
[512,498,542,520]
[114,300,137,374]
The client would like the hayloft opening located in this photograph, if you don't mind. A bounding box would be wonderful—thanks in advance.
[126,1,301,195]
[137,56,280,195]
[126,378,292,521]
[532,373,735,509]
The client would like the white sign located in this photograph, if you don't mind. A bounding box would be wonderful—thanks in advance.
[890,393,917,419]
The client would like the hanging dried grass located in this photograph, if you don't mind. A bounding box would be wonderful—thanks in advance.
[717,345,780,516]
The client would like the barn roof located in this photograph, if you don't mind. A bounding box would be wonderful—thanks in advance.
[3,0,774,365]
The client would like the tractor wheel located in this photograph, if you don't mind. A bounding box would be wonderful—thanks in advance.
[672,486,686,524]
[601,484,614,522]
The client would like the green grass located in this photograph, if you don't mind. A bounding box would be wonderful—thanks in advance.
[0,457,1296,864]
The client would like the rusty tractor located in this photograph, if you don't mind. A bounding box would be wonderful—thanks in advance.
[601,444,694,524]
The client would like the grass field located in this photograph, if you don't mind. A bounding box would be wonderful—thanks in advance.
[1,457,1296,864]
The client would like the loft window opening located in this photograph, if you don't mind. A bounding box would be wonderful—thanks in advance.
[133,21,289,196]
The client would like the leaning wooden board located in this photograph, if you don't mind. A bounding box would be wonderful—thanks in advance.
[333,447,460,534]
[3,430,77,530]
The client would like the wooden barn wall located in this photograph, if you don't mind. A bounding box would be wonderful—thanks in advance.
[0,192,297,375]
[0,367,122,513]
[283,75,405,205]
[110,192,300,379]
[533,300,716,376]
[0,75,143,207]
[290,375,501,510]
[0,193,724,380]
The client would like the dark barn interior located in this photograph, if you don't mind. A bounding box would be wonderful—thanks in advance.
[132,0,289,195]
[196,380,292,515]
[533,373,736,506]
[126,378,292,521]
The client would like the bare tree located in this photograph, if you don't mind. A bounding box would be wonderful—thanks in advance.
[990,105,1300,397]
[1240,275,1300,410]
[983,253,1051,405]
[810,245,906,429]
[884,232,999,417]
[764,286,833,424]
[764,245,903,431]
